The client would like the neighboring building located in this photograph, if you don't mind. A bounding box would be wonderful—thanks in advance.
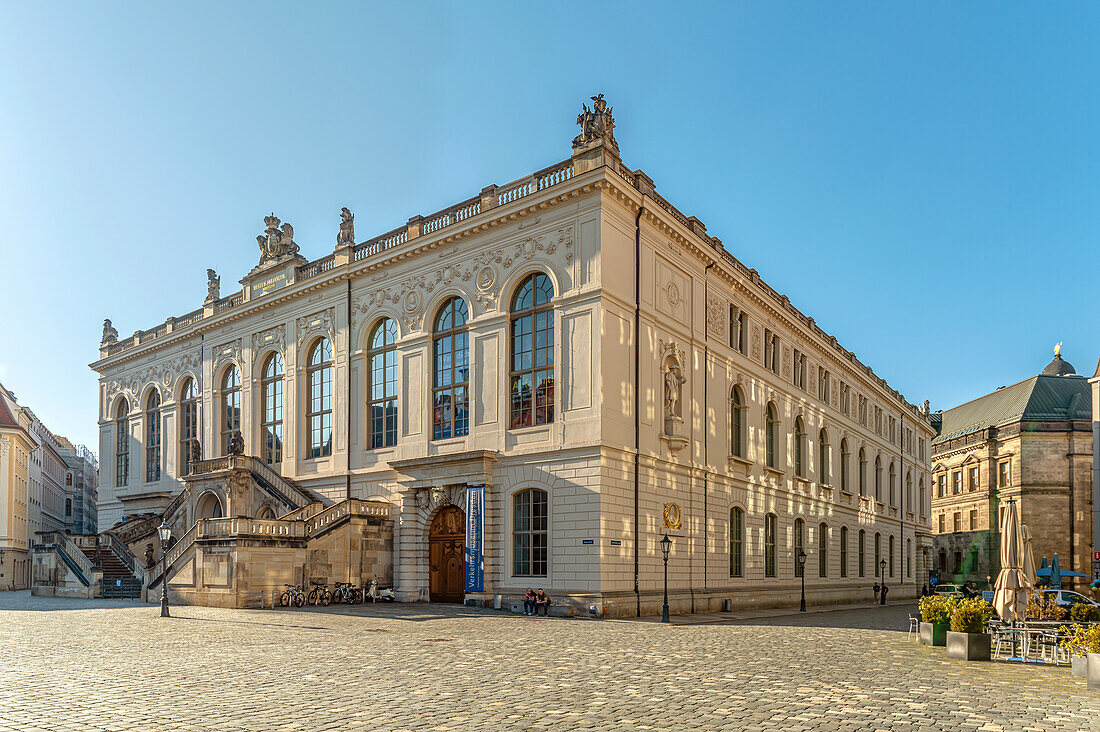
[1091,356,1100,589]
[931,348,1094,589]
[25,409,68,537]
[88,96,934,614]
[57,436,99,535]
[0,383,37,590]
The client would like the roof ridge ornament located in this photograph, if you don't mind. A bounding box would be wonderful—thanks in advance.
[573,93,618,153]
[257,213,299,265]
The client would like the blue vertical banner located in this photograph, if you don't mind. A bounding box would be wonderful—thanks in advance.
[465,485,485,592]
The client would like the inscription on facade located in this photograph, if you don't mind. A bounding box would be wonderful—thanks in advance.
[254,272,288,297]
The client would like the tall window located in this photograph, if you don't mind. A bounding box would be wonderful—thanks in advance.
[433,298,470,440]
[510,273,555,428]
[794,417,806,477]
[367,321,397,449]
[907,538,913,578]
[764,513,777,577]
[179,378,198,474]
[730,507,744,577]
[793,518,805,577]
[888,462,896,506]
[858,529,866,577]
[858,448,867,496]
[919,477,926,517]
[888,535,895,578]
[952,471,962,495]
[219,365,241,456]
[818,428,829,484]
[840,439,850,492]
[874,456,883,502]
[308,338,334,457]
[818,522,828,577]
[937,474,946,498]
[998,461,1010,488]
[730,306,746,354]
[513,488,548,576]
[730,387,745,458]
[968,466,979,492]
[874,532,881,576]
[145,390,161,483]
[840,526,849,577]
[906,471,913,512]
[261,353,284,465]
[765,403,779,468]
[115,398,129,487]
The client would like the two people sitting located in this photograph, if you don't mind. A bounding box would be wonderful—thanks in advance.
[522,588,551,616]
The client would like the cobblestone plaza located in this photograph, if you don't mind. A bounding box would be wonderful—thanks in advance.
[3,592,1098,731]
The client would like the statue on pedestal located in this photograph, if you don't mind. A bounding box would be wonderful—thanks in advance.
[337,207,355,246]
[257,214,299,265]
[573,93,618,152]
[205,269,220,303]
[101,319,118,345]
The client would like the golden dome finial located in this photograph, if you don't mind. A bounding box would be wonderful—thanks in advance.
[1054,342,1062,357]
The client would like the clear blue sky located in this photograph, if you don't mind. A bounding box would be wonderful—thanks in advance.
[2,3,1098,452]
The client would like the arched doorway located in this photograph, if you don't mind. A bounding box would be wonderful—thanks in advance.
[429,505,466,603]
[196,491,224,520]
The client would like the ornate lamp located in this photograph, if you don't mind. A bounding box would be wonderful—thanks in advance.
[660,534,673,623]
[158,520,172,618]
[797,549,808,612]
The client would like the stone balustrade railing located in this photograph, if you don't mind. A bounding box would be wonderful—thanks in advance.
[36,531,96,586]
[197,516,307,539]
[279,501,324,522]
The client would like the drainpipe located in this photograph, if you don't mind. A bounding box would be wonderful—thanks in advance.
[634,197,645,618]
[702,261,715,609]
[347,278,352,502]
[1068,432,1075,579]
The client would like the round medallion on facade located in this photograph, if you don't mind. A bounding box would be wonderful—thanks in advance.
[476,266,496,292]
[666,282,681,307]
[403,290,421,315]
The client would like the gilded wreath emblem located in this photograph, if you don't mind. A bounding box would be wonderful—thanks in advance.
[663,503,682,530]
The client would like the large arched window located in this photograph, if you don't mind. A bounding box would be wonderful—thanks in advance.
[179,378,198,474]
[918,477,927,517]
[729,507,744,577]
[765,403,779,469]
[818,522,828,578]
[888,462,897,506]
[858,529,866,578]
[858,448,867,497]
[794,417,806,477]
[874,455,883,502]
[840,438,850,492]
[818,428,829,484]
[145,390,161,483]
[308,338,334,458]
[840,526,849,578]
[793,517,805,577]
[905,470,913,513]
[261,353,284,465]
[433,298,470,440]
[367,320,398,449]
[513,488,548,577]
[764,513,777,577]
[115,398,129,487]
[730,386,745,458]
[220,365,241,456]
[509,272,555,428]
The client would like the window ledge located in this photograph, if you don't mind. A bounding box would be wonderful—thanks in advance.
[727,455,752,469]
[764,466,785,480]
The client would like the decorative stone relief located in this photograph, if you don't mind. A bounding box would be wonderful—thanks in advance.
[212,339,242,374]
[251,325,286,359]
[752,325,762,361]
[572,93,618,152]
[706,295,725,338]
[663,503,682,530]
[354,224,574,323]
[296,308,335,349]
[782,347,792,378]
[104,348,203,405]
[257,214,299,265]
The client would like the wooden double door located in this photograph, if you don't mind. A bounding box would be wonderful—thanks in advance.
[429,506,466,604]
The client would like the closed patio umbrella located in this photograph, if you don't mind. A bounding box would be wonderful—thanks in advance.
[1020,524,1037,589]
[1049,553,1062,590]
[993,500,1029,622]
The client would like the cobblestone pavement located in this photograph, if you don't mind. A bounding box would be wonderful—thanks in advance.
[3,591,1098,731]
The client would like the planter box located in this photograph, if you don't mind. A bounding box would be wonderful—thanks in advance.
[946,630,991,661]
[1071,654,1088,678]
[920,621,947,646]
[1089,653,1100,691]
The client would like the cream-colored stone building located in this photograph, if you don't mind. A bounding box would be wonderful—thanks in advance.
[931,349,1094,590]
[83,96,934,615]
[0,383,37,590]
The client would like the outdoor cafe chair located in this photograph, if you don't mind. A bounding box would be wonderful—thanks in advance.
[907,614,919,641]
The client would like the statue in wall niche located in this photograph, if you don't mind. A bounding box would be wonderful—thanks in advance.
[189,439,203,467]
[336,207,355,246]
[144,543,154,569]
[257,214,299,265]
[227,430,245,457]
[664,365,685,421]
[101,319,118,345]
[205,269,220,303]
[573,93,618,151]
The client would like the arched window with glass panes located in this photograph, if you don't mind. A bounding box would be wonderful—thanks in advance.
[794,518,805,577]
[261,353,284,465]
[730,386,745,459]
[220,365,241,456]
[307,338,333,458]
[818,428,829,484]
[765,403,779,468]
[115,398,129,487]
[145,389,161,483]
[179,378,198,474]
[840,438,850,492]
[432,298,469,440]
[729,506,744,577]
[366,321,397,448]
[509,273,554,429]
[764,513,778,578]
[818,522,828,577]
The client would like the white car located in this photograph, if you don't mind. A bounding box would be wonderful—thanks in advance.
[933,584,964,598]
[1041,589,1100,608]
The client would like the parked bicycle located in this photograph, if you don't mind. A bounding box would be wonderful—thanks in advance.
[331,582,362,604]
[279,584,305,608]
[307,583,332,606]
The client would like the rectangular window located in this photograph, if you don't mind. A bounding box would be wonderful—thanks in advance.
[952,471,962,495]
[968,466,979,492]
[764,514,777,578]
[953,512,961,532]
[938,514,946,533]
[840,527,848,578]
[513,489,548,577]
[969,509,978,530]
[937,474,946,498]
[874,534,881,576]
[730,508,743,578]
[858,531,865,577]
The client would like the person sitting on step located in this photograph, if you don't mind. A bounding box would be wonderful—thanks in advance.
[534,588,551,617]
[523,588,537,616]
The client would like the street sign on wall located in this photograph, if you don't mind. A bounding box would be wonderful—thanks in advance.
[465,485,485,592]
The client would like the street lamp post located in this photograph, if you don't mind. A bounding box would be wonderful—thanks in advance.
[158,520,172,618]
[879,558,888,606]
[797,549,807,612]
[660,534,672,623]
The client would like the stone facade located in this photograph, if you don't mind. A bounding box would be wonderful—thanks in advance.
[931,354,1094,590]
[91,96,934,616]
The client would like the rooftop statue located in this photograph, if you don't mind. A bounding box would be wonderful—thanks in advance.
[337,207,355,246]
[257,214,299,265]
[573,93,618,152]
[1054,341,1062,357]
[101,318,118,345]
[205,269,220,303]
